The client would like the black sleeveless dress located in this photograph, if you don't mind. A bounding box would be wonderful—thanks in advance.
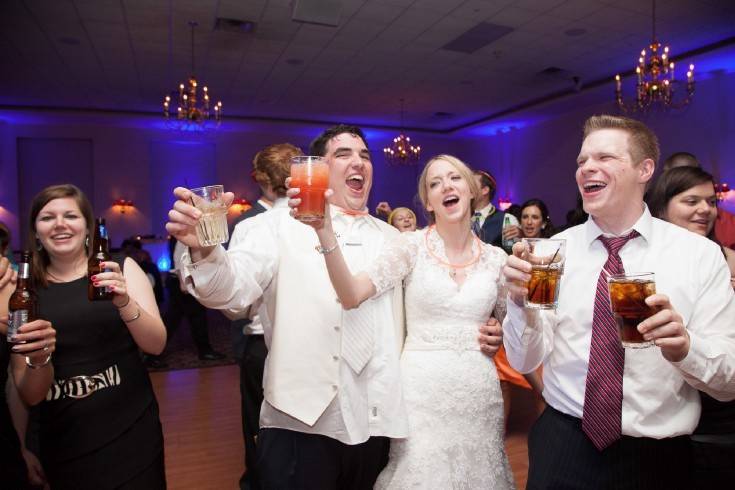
[36,273,165,490]
[0,336,30,488]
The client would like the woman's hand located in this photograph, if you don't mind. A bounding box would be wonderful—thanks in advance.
[10,320,56,364]
[92,261,129,308]
[0,256,17,292]
[478,317,503,358]
[22,448,48,489]
[286,177,335,234]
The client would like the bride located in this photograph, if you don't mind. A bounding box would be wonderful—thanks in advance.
[291,154,515,488]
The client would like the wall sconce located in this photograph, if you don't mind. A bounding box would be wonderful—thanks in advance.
[231,197,252,214]
[715,183,731,202]
[498,196,512,211]
[113,198,134,214]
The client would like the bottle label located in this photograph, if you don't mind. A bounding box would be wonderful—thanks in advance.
[18,262,29,279]
[7,310,29,342]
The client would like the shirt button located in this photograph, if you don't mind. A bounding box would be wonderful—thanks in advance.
[372,407,378,417]
[332,384,338,391]
[334,326,340,332]
[335,297,341,304]
[332,355,339,361]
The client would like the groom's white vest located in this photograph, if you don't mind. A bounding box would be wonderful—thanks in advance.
[261,214,405,426]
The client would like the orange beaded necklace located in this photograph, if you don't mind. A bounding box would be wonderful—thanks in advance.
[424,225,481,278]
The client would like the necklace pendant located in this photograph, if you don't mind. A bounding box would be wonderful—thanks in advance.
[449,268,457,278]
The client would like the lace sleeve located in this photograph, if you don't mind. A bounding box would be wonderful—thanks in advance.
[366,231,419,296]
[491,246,509,324]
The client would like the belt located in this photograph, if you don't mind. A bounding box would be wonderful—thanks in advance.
[46,365,121,401]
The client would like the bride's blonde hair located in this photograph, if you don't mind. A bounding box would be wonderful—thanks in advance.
[417,155,480,223]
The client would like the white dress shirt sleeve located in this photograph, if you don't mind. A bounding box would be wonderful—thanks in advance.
[502,298,553,373]
[179,212,278,316]
[670,248,735,401]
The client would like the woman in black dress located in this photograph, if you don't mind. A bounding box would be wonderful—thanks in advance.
[24,184,168,489]
[1,254,57,488]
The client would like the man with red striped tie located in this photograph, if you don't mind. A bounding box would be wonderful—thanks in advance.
[502,114,735,489]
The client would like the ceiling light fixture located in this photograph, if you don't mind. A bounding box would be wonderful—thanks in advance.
[383,99,421,165]
[615,0,694,112]
[163,21,222,130]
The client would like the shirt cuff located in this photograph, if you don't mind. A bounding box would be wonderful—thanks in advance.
[669,329,707,381]
[181,245,226,289]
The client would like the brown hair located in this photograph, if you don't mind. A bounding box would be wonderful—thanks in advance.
[0,221,10,256]
[418,155,480,223]
[583,114,660,166]
[28,184,94,287]
[251,143,303,197]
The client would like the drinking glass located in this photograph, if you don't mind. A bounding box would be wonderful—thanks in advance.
[189,185,229,246]
[290,156,329,222]
[523,238,566,310]
[607,272,657,348]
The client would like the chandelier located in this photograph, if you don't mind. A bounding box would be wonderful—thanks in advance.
[383,99,421,165]
[614,0,694,112]
[163,21,222,129]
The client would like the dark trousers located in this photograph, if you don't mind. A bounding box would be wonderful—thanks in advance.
[692,436,735,487]
[239,335,266,490]
[163,276,212,353]
[257,428,390,490]
[527,406,692,490]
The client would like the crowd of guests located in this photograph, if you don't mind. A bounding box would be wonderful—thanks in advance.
[0,114,733,489]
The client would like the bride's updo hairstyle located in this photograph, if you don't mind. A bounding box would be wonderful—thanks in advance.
[417,154,480,224]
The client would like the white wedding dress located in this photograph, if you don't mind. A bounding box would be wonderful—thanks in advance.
[369,227,515,489]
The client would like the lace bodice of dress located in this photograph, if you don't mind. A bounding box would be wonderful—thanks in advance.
[368,227,507,351]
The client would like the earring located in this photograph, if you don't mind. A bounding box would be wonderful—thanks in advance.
[36,240,43,252]
[85,236,89,247]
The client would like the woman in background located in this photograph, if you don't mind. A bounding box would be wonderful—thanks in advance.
[23,184,167,489]
[387,207,418,233]
[647,166,735,487]
[519,198,556,239]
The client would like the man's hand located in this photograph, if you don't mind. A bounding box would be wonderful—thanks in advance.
[375,201,392,218]
[0,257,17,291]
[478,317,503,358]
[502,242,531,306]
[638,294,690,362]
[165,187,234,250]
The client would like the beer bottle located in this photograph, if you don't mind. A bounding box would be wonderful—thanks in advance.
[502,214,515,253]
[87,218,113,301]
[8,251,38,343]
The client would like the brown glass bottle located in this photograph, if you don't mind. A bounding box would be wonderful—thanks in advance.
[87,218,113,301]
[8,251,38,343]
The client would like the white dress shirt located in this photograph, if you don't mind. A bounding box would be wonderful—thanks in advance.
[475,203,519,228]
[241,198,272,336]
[504,205,735,439]
[180,199,408,444]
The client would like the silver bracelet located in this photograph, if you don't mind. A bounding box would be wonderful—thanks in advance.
[25,353,52,369]
[121,306,141,322]
[315,233,339,255]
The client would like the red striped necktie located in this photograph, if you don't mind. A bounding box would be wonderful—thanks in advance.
[582,230,639,451]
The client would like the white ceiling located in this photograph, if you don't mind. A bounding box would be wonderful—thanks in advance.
[1,0,734,131]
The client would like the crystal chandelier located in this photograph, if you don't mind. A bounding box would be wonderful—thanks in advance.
[614,0,694,112]
[383,99,421,165]
[163,21,222,129]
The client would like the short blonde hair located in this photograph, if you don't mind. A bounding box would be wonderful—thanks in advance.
[387,207,416,227]
[583,114,660,166]
[417,155,480,223]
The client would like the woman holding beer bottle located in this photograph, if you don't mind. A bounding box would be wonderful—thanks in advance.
[19,184,167,489]
[647,166,735,487]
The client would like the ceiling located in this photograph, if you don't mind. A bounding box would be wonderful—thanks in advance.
[1,0,734,132]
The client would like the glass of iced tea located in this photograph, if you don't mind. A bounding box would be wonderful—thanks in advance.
[607,272,657,349]
[189,185,229,247]
[290,156,329,222]
[523,238,566,310]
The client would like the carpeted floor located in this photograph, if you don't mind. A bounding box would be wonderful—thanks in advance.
[147,309,238,371]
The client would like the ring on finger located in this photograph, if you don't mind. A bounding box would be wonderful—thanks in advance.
[43,344,50,352]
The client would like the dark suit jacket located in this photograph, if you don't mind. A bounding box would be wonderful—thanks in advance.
[478,210,508,248]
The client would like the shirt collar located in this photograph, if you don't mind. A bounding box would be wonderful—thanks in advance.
[476,202,496,220]
[583,204,652,246]
[272,197,289,209]
[329,204,381,231]
[257,198,273,210]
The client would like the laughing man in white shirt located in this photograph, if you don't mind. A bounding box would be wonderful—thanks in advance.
[165,125,408,489]
[502,115,735,489]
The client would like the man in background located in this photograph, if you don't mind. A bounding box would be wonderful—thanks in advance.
[472,169,521,247]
